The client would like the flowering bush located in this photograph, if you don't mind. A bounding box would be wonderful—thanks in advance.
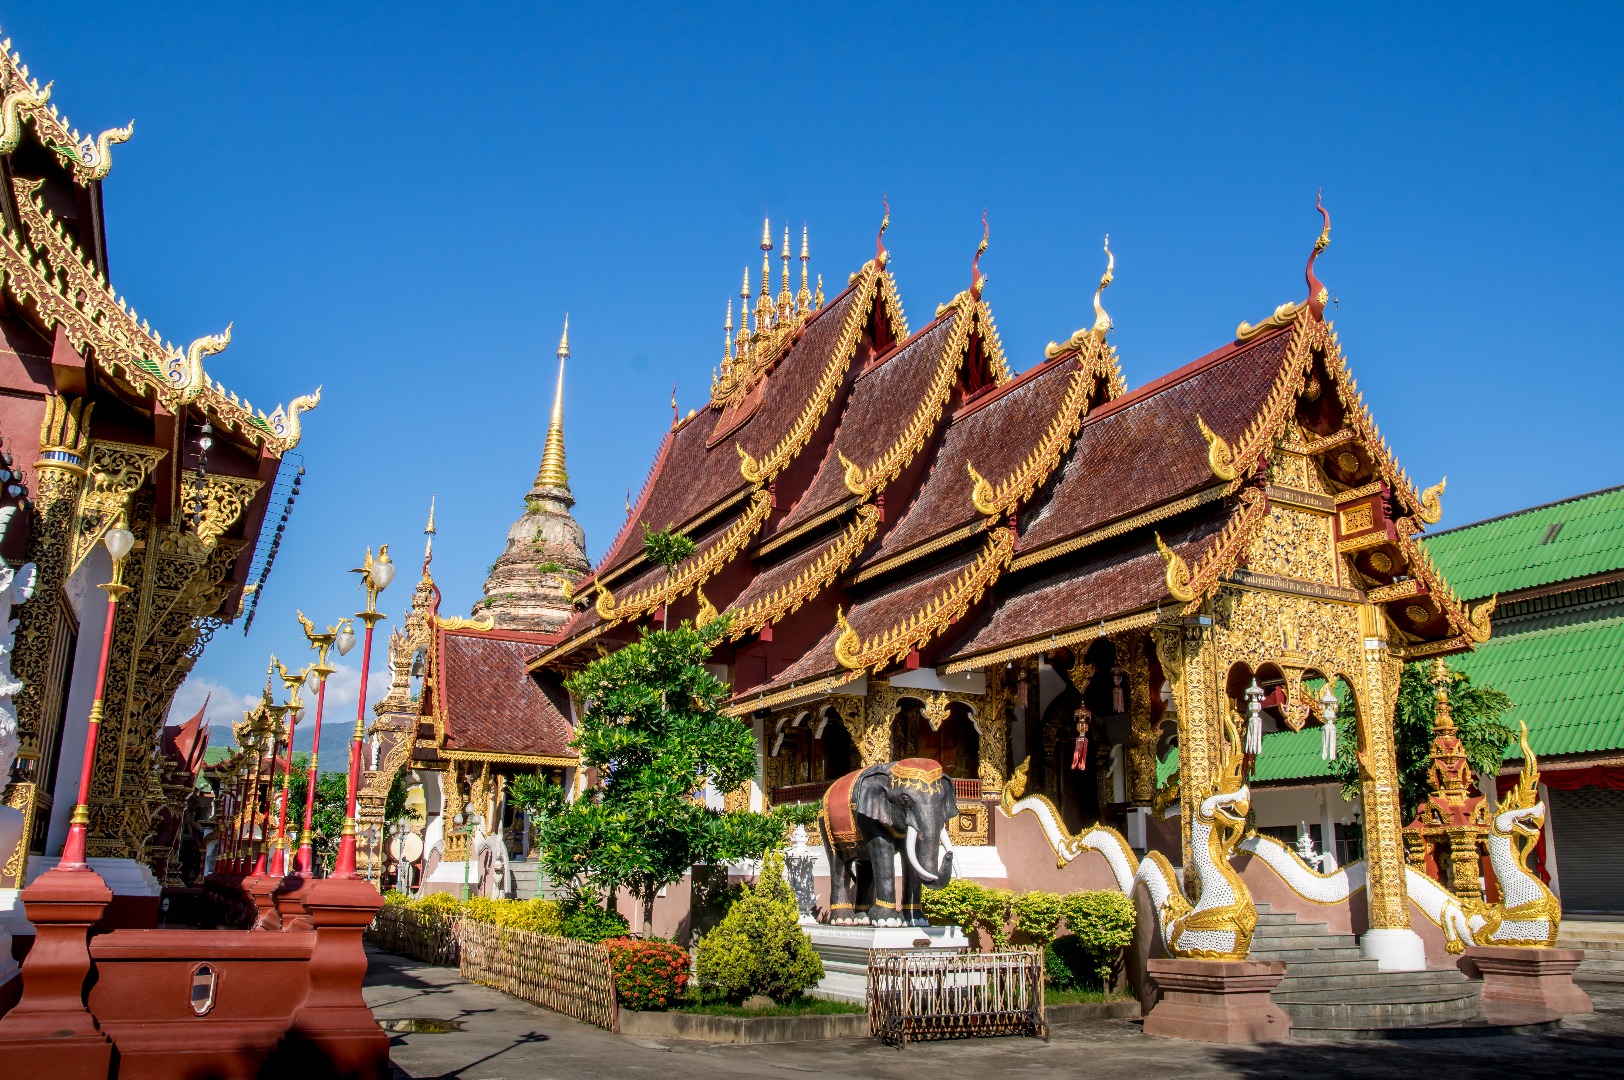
[604,937,690,1011]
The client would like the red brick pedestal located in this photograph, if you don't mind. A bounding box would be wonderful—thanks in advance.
[278,875,389,1080]
[272,872,315,932]
[243,872,283,931]
[0,866,114,1077]
[1464,945,1592,1016]
[1143,958,1292,1043]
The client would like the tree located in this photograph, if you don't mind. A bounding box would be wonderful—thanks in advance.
[518,617,803,935]
[1328,662,1514,821]
[640,524,695,630]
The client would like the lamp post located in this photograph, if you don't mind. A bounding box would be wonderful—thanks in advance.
[333,544,394,878]
[297,615,352,874]
[455,811,473,901]
[251,705,288,877]
[57,519,136,870]
[269,659,313,876]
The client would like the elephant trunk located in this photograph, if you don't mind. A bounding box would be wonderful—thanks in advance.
[905,825,938,883]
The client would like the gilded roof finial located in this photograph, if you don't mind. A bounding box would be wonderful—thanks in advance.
[970,208,989,299]
[798,225,811,313]
[740,266,753,348]
[758,217,773,326]
[723,297,734,365]
[422,494,436,577]
[671,381,679,424]
[1091,234,1114,338]
[814,272,824,308]
[625,486,632,515]
[876,193,890,266]
[779,222,793,319]
[535,315,571,490]
[1306,191,1331,321]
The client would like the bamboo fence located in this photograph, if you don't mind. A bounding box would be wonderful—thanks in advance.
[868,948,1047,1046]
[457,922,620,1032]
[366,906,462,966]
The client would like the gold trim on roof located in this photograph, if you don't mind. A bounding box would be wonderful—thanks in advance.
[1009,485,1227,572]
[1236,301,1303,342]
[833,524,1015,672]
[0,38,132,183]
[724,504,881,641]
[723,669,863,716]
[939,608,1159,674]
[442,750,579,767]
[0,179,316,451]
[965,359,1094,517]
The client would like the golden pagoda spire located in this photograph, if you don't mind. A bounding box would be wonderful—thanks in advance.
[798,225,811,313]
[758,217,773,327]
[535,314,570,490]
[739,266,753,353]
[422,494,436,577]
[778,222,793,320]
[723,297,734,366]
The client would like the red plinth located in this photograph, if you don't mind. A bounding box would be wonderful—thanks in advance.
[1143,958,1292,1043]
[272,872,316,932]
[0,866,114,1076]
[243,872,283,931]
[1465,945,1593,1016]
[280,875,388,1080]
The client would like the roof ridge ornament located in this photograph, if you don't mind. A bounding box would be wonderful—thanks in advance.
[970,209,989,299]
[1306,190,1331,320]
[876,193,890,267]
[1091,234,1114,338]
[0,79,50,155]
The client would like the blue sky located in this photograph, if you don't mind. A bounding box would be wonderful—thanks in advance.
[5,4,1619,743]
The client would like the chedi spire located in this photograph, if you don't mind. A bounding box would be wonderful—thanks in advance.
[475,314,589,632]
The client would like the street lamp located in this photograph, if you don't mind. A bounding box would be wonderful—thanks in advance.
[454,811,474,901]
[296,615,348,875]
[58,519,135,870]
[269,658,313,876]
[333,544,393,878]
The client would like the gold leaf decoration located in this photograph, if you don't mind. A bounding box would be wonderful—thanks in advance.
[1156,531,1196,604]
[1197,415,1238,481]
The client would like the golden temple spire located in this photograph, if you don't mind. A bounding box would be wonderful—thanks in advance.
[535,314,570,491]
[779,222,793,319]
[422,494,436,576]
[723,297,734,366]
[758,218,773,327]
[739,266,753,352]
[798,225,811,313]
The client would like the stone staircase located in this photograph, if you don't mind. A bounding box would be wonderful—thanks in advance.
[1249,903,1488,1038]
[1558,919,1624,981]
[507,859,565,901]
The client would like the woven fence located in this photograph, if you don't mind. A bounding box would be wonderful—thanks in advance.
[457,921,620,1032]
[366,906,462,966]
[868,948,1047,1047]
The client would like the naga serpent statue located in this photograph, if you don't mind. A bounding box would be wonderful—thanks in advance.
[1001,714,1258,961]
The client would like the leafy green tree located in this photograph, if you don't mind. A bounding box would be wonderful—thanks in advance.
[513,617,799,935]
[1328,662,1514,821]
[640,525,696,629]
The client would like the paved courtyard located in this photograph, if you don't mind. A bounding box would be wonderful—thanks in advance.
[366,948,1624,1080]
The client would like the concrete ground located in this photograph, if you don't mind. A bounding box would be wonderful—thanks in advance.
[366,947,1624,1080]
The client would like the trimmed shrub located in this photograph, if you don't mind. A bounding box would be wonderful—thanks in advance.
[1011,890,1064,942]
[1058,890,1135,986]
[604,937,690,1011]
[412,891,462,914]
[561,904,630,943]
[920,879,1014,949]
[460,897,566,936]
[695,852,824,1003]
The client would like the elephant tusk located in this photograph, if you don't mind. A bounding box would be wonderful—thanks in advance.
[906,825,938,883]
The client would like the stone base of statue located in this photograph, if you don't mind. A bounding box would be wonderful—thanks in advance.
[806,923,970,1004]
[1143,958,1292,1043]
[1464,945,1592,1016]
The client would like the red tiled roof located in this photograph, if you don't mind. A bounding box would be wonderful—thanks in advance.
[1017,327,1292,553]
[867,350,1084,562]
[772,313,960,536]
[939,511,1229,664]
[439,630,576,758]
[592,281,870,585]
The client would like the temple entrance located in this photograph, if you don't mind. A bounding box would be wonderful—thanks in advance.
[893,698,980,781]
[767,707,859,804]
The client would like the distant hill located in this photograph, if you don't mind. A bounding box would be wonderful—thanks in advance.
[204,722,356,774]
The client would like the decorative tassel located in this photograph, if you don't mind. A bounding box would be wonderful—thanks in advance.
[1244,679,1264,756]
[1321,719,1338,762]
[1070,704,1092,770]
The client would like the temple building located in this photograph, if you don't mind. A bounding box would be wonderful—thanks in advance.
[533,209,1496,973]
[0,29,313,948]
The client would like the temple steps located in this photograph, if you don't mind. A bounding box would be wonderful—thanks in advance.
[1249,903,1497,1037]
[1557,919,1624,981]
[507,859,565,902]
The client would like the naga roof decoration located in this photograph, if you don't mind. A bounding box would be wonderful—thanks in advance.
[0,181,318,452]
[0,35,132,183]
[723,504,883,641]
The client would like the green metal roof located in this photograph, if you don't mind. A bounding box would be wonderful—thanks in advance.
[1447,609,1624,760]
[1422,484,1624,600]
[1153,724,1336,789]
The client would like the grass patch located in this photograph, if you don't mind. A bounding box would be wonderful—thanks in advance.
[674,995,864,1017]
[1046,987,1133,1004]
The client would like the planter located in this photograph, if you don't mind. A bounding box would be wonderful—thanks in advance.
[619,1009,868,1043]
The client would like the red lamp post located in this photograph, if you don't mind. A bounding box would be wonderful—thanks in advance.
[296,614,351,874]
[268,659,313,876]
[332,544,394,879]
[250,707,288,877]
[56,520,135,870]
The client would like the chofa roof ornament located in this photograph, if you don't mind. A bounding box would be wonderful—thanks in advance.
[1305,190,1331,321]
[970,209,989,299]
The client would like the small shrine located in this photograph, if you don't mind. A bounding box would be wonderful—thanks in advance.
[1404,659,1491,902]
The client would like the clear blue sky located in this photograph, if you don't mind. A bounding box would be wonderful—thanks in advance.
[6,4,1619,744]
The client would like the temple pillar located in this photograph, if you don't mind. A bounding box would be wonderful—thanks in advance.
[1156,621,1220,867]
[859,682,896,768]
[974,669,1011,797]
[1117,633,1156,806]
[1354,614,1425,971]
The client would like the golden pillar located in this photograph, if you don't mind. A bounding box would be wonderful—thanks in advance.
[1155,620,1220,867]
[1117,633,1157,806]
[1353,608,1427,970]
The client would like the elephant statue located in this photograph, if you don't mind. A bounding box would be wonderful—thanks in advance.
[819,758,956,926]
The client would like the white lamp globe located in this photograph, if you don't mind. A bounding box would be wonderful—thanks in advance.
[336,626,357,656]
[370,551,396,592]
[103,526,135,563]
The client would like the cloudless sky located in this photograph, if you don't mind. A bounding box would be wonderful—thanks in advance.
[4,3,1619,743]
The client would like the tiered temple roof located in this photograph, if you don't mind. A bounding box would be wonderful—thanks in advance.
[536,206,1490,715]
